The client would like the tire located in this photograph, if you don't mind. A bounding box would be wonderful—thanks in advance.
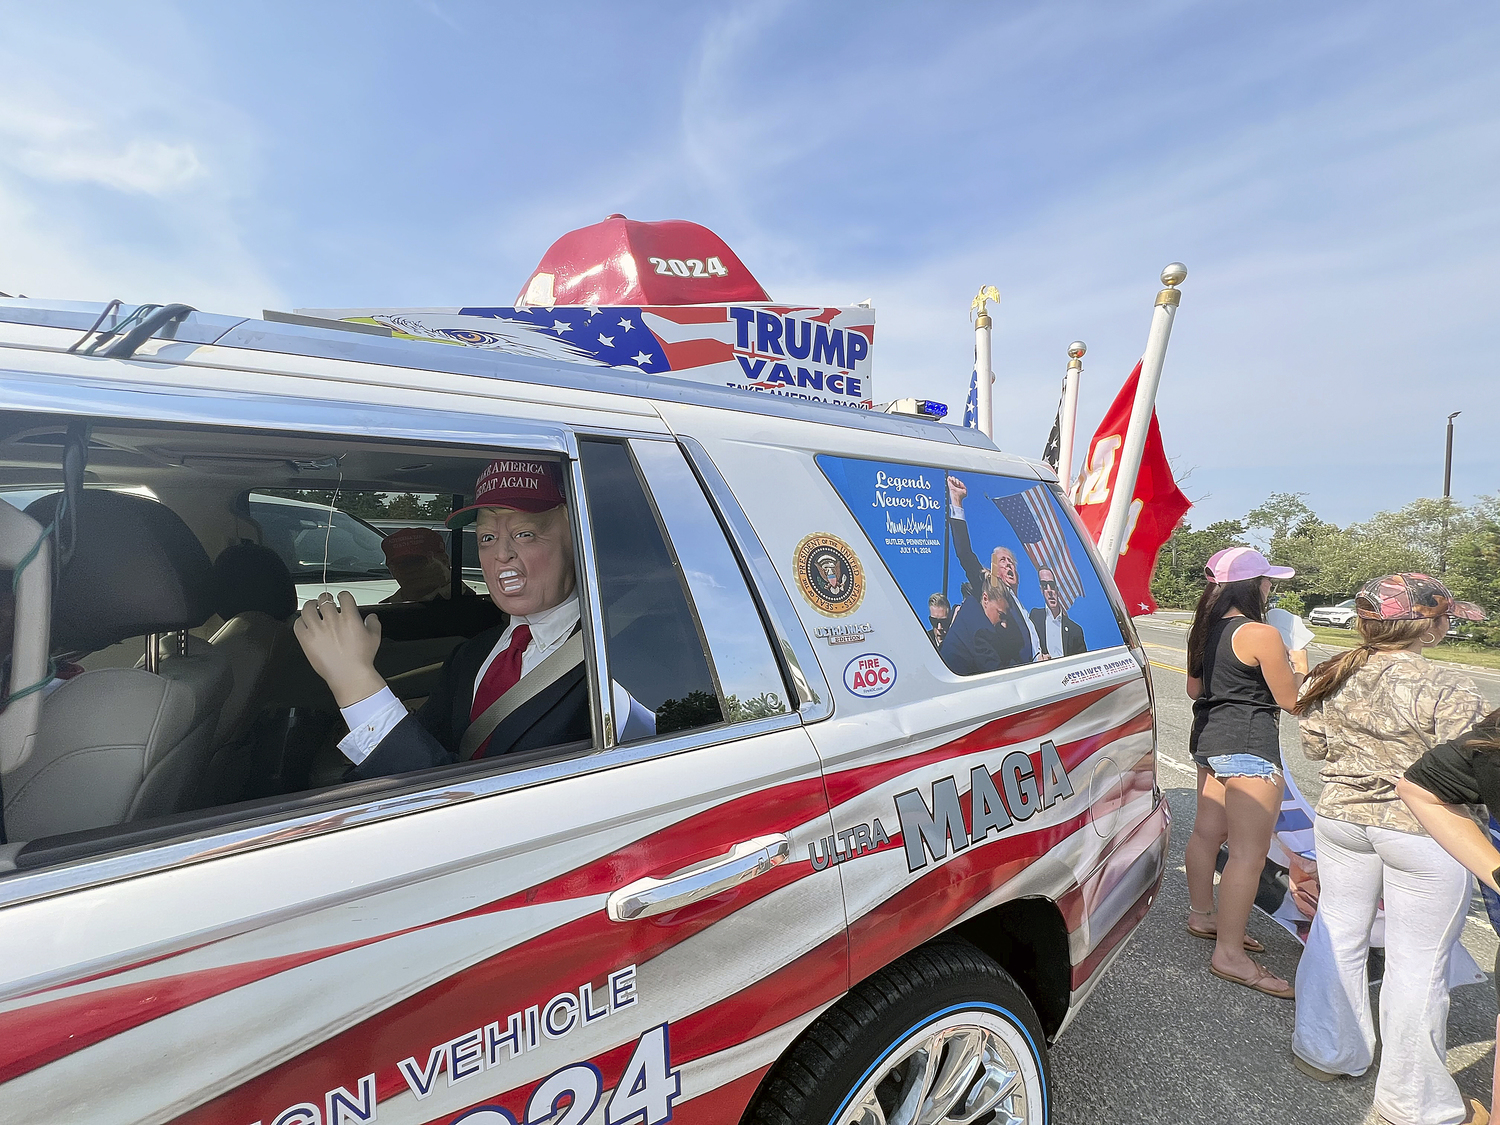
[747,939,1050,1125]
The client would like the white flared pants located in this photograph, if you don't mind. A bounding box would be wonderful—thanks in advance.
[1292,816,1472,1125]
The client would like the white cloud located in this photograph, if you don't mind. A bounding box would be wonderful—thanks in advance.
[672,4,1500,525]
[0,21,279,314]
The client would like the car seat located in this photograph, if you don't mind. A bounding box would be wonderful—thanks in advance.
[2,492,232,840]
[194,543,300,804]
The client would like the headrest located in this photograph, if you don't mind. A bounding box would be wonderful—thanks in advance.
[25,491,215,653]
[213,543,297,621]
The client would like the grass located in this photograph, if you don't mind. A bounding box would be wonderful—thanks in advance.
[1151,615,1500,671]
[1306,625,1500,670]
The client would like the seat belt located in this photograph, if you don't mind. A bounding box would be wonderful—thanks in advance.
[461,630,585,760]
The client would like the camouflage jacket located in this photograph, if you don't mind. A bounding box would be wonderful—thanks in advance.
[1301,651,1488,835]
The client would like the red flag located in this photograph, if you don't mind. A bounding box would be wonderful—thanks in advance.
[1071,361,1190,616]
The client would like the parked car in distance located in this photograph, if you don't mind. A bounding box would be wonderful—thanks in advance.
[1309,597,1358,628]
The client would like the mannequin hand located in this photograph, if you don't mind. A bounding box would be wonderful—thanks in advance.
[293,591,386,706]
[1288,855,1319,917]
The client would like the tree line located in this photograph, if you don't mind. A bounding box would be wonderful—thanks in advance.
[262,489,452,521]
[1151,493,1500,645]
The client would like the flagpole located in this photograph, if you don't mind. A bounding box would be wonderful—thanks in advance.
[1059,341,1085,497]
[1097,264,1186,573]
[971,287,999,439]
[941,472,951,600]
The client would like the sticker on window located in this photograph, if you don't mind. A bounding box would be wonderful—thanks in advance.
[817,456,1125,675]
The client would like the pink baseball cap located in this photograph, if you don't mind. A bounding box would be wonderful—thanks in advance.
[1204,547,1295,583]
[446,458,566,527]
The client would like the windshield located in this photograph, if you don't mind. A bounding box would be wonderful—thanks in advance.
[249,495,389,580]
[248,492,486,602]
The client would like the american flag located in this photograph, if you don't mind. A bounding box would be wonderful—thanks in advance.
[989,486,1085,609]
[1041,375,1065,471]
[962,368,978,428]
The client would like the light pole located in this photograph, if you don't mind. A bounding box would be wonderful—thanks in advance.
[1444,411,1460,499]
[1441,411,1460,574]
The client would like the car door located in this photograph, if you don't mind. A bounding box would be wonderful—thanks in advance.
[0,424,844,1125]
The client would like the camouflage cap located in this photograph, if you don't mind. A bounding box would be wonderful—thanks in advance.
[1355,572,1487,622]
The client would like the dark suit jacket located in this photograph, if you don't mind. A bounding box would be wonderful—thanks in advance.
[1029,607,1087,658]
[348,624,591,780]
[941,515,1030,674]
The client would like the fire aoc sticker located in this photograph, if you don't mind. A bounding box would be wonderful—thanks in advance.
[793,533,866,617]
[844,653,897,698]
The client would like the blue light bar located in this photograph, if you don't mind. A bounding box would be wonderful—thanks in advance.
[918,400,948,419]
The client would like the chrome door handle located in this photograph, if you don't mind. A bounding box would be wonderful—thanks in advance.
[606,833,791,923]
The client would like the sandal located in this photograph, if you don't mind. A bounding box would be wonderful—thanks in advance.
[1210,959,1294,999]
[1186,908,1265,952]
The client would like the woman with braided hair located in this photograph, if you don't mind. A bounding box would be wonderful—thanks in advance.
[1290,573,1489,1125]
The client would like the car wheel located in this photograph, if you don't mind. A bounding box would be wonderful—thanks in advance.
[747,940,1049,1125]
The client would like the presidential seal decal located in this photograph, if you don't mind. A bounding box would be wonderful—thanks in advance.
[794,533,866,617]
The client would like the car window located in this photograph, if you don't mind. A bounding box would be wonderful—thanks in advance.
[248,491,485,602]
[250,494,387,574]
[577,439,722,740]
[0,417,600,863]
[628,439,790,722]
[818,455,1127,674]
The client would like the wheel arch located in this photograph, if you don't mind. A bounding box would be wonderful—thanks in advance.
[947,894,1071,1042]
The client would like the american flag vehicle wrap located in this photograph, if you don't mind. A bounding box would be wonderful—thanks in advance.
[0,678,1161,1125]
[297,305,878,412]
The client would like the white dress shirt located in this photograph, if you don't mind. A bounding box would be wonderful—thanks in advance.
[1044,609,1064,659]
[338,596,582,764]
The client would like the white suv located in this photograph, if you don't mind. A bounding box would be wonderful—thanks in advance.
[0,298,1167,1125]
[1309,598,1358,628]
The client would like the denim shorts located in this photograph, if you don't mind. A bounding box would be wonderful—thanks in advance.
[1206,753,1283,782]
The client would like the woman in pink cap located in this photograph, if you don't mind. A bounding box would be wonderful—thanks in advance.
[1185,547,1307,999]
[1290,574,1488,1125]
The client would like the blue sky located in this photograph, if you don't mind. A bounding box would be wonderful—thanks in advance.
[1,1,1495,527]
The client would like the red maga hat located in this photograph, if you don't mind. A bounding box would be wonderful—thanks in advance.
[446,459,566,527]
[380,526,446,564]
[515,214,770,308]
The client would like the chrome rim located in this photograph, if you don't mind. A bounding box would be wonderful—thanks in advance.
[837,1010,1042,1125]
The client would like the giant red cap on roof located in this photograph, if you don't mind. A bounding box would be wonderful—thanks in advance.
[515,214,771,307]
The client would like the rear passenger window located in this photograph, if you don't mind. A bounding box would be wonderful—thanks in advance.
[628,439,789,722]
[579,439,787,741]
[817,455,1126,675]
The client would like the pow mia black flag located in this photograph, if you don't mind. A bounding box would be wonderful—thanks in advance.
[1041,376,1066,471]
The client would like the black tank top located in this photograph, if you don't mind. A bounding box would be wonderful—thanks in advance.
[1189,616,1282,767]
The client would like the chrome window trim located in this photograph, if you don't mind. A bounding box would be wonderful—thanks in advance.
[675,435,831,722]
[566,441,616,749]
[0,368,577,452]
[0,709,803,911]
[618,438,729,705]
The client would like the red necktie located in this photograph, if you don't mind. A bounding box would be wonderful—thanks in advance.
[469,623,532,743]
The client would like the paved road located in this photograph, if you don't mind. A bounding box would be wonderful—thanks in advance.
[1049,614,1500,1124]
